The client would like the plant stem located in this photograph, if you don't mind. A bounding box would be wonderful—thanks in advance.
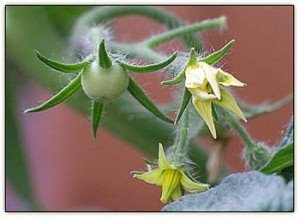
[173,108,189,165]
[72,6,203,51]
[144,16,227,48]
[222,109,256,149]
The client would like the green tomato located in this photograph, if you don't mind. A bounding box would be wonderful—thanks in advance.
[81,61,129,102]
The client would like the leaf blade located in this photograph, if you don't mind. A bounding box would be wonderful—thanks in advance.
[260,143,294,174]
[24,74,81,113]
[127,77,173,123]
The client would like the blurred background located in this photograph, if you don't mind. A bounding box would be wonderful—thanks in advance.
[5,6,293,211]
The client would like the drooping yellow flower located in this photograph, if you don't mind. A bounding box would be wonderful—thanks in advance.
[132,143,209,203]
[185,61,247,139]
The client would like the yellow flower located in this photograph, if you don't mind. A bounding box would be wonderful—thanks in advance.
[185,61,247,139]
[132,143,209,203]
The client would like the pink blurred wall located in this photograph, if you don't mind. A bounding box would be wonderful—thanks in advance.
[8,6,293,211]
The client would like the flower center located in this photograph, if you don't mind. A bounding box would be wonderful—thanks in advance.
[200,79,213,94]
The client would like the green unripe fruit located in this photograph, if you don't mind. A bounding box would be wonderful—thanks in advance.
[81,61,129,102]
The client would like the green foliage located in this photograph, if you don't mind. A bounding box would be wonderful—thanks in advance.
[260,143,293,174]
[260,118,294,179]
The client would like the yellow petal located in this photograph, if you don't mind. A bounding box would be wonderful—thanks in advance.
[160,169,182,203]
[199,62,221,100]
[180,172,209,193]
[158,143,172,169]
[188,88,218,100]
[185,64,206,89]
[215,88,247,122]
[192,97,216,139]
[217,69,246,87]
[133,168,163,186]
[170,186,183,201]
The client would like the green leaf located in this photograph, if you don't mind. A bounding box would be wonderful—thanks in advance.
[98,39,112,68]
[34,50,89,73]
[24,74,81,113]
[280,165,293,182]
[127,77,173,123]
[199,39,235,65]
[91,100,104,138]
[260,143,293,174]
[163,171,293,211]
[174,88,191,124]
[118,52,177,73]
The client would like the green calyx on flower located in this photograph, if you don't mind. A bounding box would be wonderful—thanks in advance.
[132,143,209,203]
[161,40,247,139]
[25,39,177,138]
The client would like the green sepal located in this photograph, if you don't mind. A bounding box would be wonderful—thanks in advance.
[99,39,112,69]
[127,77,173,123]
[199,39,235,65]
[161,48,197,86]
[161,69,185,86]
[188,48,198,65]
[211,103,219,121]
[118,52,177,73]
[144,159,158,166]
[91,100,104,138]
[260,143,293,174]
[34,50,89,73]
[24,74,81,113]
[174,88,191,125]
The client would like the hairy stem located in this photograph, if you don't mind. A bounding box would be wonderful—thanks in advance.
[222,109,256,149]
[72,6,203,50]
[144,16,227,48]
[173,108,189,165]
